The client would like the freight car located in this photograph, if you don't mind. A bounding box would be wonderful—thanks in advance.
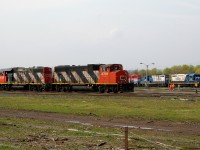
[0,64,134,93]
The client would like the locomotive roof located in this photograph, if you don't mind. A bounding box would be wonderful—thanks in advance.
[54,65,70,68]
[0,67,26,73]
[0,68,13,73]
[55,64,102,67]
[187,73,200,76]
[29,66,46,69]
[54,64,102,71]
[101,64,122,67]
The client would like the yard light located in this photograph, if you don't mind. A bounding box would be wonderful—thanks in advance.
[140,63,155,86]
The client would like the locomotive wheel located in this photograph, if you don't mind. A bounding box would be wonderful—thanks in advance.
[44,85,50,92]
[106,87,112,93]
[56,86,61,92]
[67,86,72,92]
[99,86,105,93]
[62,87,67,92]
[113,87,118,93]
[29,85,32,91]
[33,86,37,91]
[5,85,11,91]
[92,86,99,92]
[38,86,43,92]
[29,85,34,91]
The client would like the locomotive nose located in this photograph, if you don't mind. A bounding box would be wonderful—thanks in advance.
[117,70,129,84]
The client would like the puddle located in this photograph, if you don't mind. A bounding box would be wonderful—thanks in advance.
[66,121,172,132]
[114,125,172,132]
[66,121,93,126]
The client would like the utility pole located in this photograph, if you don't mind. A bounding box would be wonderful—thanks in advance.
[140,62,155,86]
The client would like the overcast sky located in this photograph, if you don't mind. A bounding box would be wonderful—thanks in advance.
[0,0,200,70]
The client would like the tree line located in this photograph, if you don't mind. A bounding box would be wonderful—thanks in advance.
[129,64,200,77]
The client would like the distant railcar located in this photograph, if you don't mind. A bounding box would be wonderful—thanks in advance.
[129,74,141,86]
[170,73,200,87]
[151,75,169,86]
[171,74,187,82]
[140,75,169,87]
[139,75,151,86]
[185,73,200,82]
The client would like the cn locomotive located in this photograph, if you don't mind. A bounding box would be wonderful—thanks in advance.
[0,64,134,93]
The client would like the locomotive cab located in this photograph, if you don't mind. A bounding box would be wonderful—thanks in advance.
[0,68,13,83]
[0,68,14,90]
[98,64,133,93]
[98,64,125,83]
[0,71,7,83]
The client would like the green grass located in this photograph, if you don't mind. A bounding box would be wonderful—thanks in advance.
[1,93,200,149]
[0,117,130,149]
[0,117,200,150]
[0,145,18,150]
[0,94,200,122]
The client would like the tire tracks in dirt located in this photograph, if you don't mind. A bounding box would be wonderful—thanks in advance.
[1,109,200,136]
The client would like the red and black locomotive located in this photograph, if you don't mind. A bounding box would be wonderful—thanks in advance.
[0,67,52,91]
[0,64,134,93]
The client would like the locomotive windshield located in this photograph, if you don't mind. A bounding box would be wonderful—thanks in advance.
[110,65,122,72]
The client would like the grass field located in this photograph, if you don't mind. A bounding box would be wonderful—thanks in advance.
[1,117,200,150]
[0,93,200,149]
[0,93,200,122]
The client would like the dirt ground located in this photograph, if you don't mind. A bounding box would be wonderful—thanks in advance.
[1,89,200,149]
[1,109,200,137]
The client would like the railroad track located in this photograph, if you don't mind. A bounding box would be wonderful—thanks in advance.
[0,89,199,97]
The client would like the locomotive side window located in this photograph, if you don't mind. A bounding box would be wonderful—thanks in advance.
[102,66,107,72]
[120,75,126,80]
[110,65,121,72]
[190,76,193,81]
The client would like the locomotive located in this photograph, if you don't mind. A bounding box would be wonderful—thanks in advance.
[129,74,141,86]
[0,64,134,93]
[139,75,169,87]
[170,73,200,87]
[0,67,52,91]
[134,73,200,87]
